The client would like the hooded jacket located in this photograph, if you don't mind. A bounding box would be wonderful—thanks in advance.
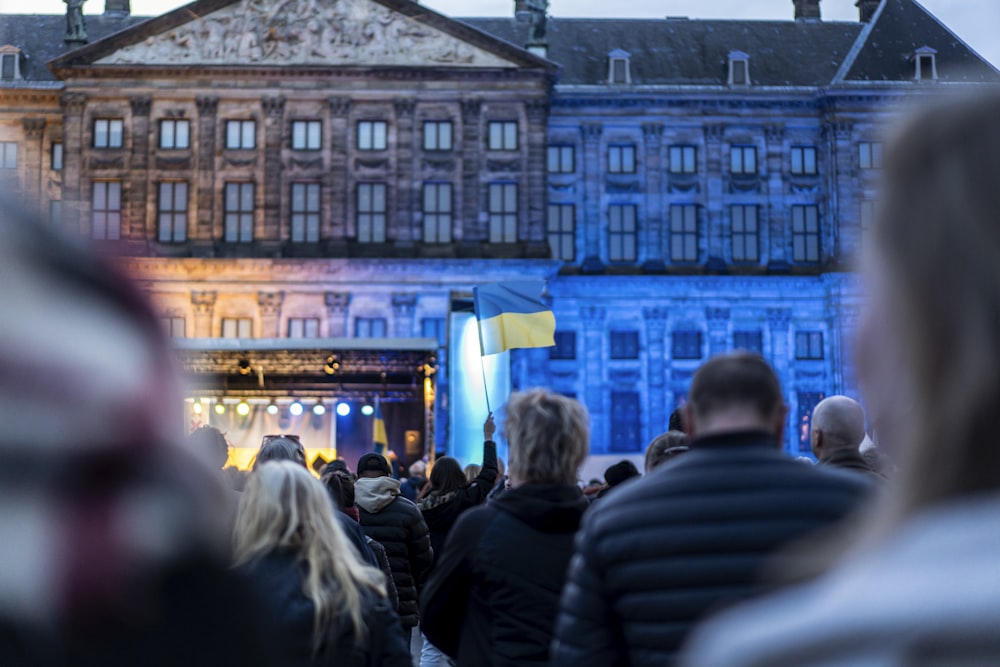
[355,476,433,629]
[420,484,589,666]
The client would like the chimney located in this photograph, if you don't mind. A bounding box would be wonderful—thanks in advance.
[856,0,880,22]
[793,0,821,21]
[105,0,131,17]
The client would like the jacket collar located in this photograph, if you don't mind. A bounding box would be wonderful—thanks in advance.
[690,429,779,450]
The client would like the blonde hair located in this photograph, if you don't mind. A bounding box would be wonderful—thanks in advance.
[505,389,589,486]
[233,461,386,655]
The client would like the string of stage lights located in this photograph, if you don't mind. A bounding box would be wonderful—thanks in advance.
[189,398,377,418]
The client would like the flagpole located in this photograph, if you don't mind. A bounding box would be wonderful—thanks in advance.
[479,353,492,415]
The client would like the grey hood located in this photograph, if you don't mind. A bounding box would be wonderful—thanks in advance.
[354,476,401,514]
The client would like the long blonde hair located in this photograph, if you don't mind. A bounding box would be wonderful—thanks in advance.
[233,461,386,655]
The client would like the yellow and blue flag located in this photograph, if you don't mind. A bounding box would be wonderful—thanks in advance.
[473,281,556,356]
[373,397,388,458]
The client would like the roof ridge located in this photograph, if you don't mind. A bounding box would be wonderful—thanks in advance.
[831,0,886,84]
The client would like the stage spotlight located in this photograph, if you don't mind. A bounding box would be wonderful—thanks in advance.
[236,400,250,417]
[192,400,203,415]
[360,404,374,416]
[266,400,279,416]
[214,399,226,415]
[289,401,304,416]
[336,402,351,417]
[237,358,252,376]
[312,401,326,416]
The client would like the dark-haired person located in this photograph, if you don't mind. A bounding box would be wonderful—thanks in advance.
[551,353,870,667]
[595,460,640,499]
[421,390,590,666]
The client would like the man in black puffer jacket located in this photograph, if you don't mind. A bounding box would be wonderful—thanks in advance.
[355,453,434,636]
[551,354,872,667]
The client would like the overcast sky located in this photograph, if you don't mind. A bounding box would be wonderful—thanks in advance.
[9,0,998,67]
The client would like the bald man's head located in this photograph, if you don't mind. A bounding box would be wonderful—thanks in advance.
[810,396,866,459]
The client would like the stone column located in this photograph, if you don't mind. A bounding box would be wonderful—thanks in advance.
[21,118,46,209]
[642,123,665,267]
[764,125,785,265]
[195,96,218,242]
[703,124,725,263]
[328,97,352,244]
[827,121,855,264]
[258,291,285,338]
[391,293,417,338]
[325,291,351,337]
[262,96,286,243]
[394,99,416,243]
[60,92,87,235]
[706,307,730,357]
[524,99,549,243]
[129,95,152,241]
[191,290,217,337]
[767,307,793,442]
[580,122,603,264]
[459,97,481,242]
[580,306,607,451]
[643,306,668,439]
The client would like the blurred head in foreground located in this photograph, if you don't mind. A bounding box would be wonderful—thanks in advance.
[505,389,589,487]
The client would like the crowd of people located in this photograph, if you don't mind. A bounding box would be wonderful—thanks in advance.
[3,90,1000,666]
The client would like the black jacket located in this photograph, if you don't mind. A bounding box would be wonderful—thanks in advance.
[550,430,871,667]
[419,440,498,562]
[421,484,588,666]
[355,477,434,629]
[237,551,410,667]
[820,448,885,479]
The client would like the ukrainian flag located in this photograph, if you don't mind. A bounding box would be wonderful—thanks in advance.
[474,281,556,356]
[373,397,388,458]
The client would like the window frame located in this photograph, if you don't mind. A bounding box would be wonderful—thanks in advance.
[290,182,321,243]
[50,142,63,170]
[157,180,188,243]
[488,182,518,243]
[731,204,759,263]
[225,120,256,150]
[221,317,253,339]
[291,120,322,151]
[161,316,186,339]
[609,330,640,360]
[357,182,388,244]
[609,391,642,453]
[733,330,763,355]
[795,331,825,360]
[357,120,388,151]
[355,317,388,338]
[422,121,453,152]
[287,317,321,338]
[487,121,518,152]
[547,203,575,261]
[93,118,124,149]
[791,205,820,263]
[671,330,703,360]
[730,145,758,175]
[608,144,637,174]
[550,331,577,360]
[790,145,818,176]
[422,182,453,244]
[0,53,16,81]
[669,145,698,175]
[223,182,255,243]
[670,204,699,262]
[159,119,190,150]
[91,180,122,240]
[858,142,883,170]
[608,204,638,263]
[547,144,575,174]
[0,141,16,169]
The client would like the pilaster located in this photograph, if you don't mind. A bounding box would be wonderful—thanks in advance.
[258,290,285,338]
[394,98,416,243]
[129,95,152,240]
[328,97,352,241]
[706,307,731,357]
[262,96,286,242]
[325,291,351,337]
[703,124,725,264]
[460,97,481,241]
[765,124,785,264]
[580,305,606,451]
[580,122,603,263]
[60,92,87,235]
[642,123,665,265]
[643,306,668,438]
[391,292,417,338]
[195,96,218,241]
[524,99,549,243]
[21,118,46,207]
[191,290,217,337]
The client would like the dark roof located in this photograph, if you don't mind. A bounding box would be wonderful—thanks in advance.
[0,14,146,83]
[462,17,863,87]
[842,0,999,82]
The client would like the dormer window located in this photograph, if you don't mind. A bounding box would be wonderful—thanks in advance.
[914,46,938,81]
[0,46,22,81]
[608,49,631,85]
[728,51,750,86]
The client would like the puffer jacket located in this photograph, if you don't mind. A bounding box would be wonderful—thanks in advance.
[356,476,433,629]
[550,430,872,667]
[237,550,410,667]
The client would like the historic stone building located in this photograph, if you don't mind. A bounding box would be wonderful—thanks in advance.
[1,0,997,464]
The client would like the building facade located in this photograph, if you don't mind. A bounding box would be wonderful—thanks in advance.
[1,0,997,460]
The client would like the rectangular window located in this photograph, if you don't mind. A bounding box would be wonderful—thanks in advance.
[791,146,817,175]
[421,317,447,346]
[290,182,321,243]
[423,121,453,151]
[159,119,190,150]
[222,318,252,339]
[731,205,759,262]
[48,200,63,227]
[672,330,702,360]
[733,330,763,355]
[224,182,254,243]
[608,204,637,262]
[291,120,322,150]
[488,183,518,243]
[547,145,575,173]
[792,205,820,263]
[51,142,63,170]
[488,121,518,151]
[423,183,452,244]
[287,317,320,338]
[731,59,748,85]
[161,317,186,338]
[225,120,256,150]
[610,392,641,453]
[157,181,188,243]
[355,317,387,338]
[730,145,757,174]
[550,331,577,360]
[547,204,575,261]
[608,144,637,174]
[91,181,122,240]
[1,54,15,80]
[357,183,387,243]
[795,331,824,360]
[358,121,388,151]
[610,331,640,359]
[797,392,826,453]
[93,118,124,149]
[611,58,628,84]
[669,145,697,174]
[670,205,698,262]
[0,142,16,169]
[859,142,882,170]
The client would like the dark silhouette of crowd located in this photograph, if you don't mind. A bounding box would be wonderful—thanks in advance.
[5,89,1000,667]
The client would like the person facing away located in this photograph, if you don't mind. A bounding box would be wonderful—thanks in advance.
[234,461,410,667]
[550,353,871,667]
[400,461,428,502]
[354,452,434,633]
[644,430,690,473]
[810,396,881,477]
[682,90,1000,667]
[421,390,590,666]
[595,459,640,499]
